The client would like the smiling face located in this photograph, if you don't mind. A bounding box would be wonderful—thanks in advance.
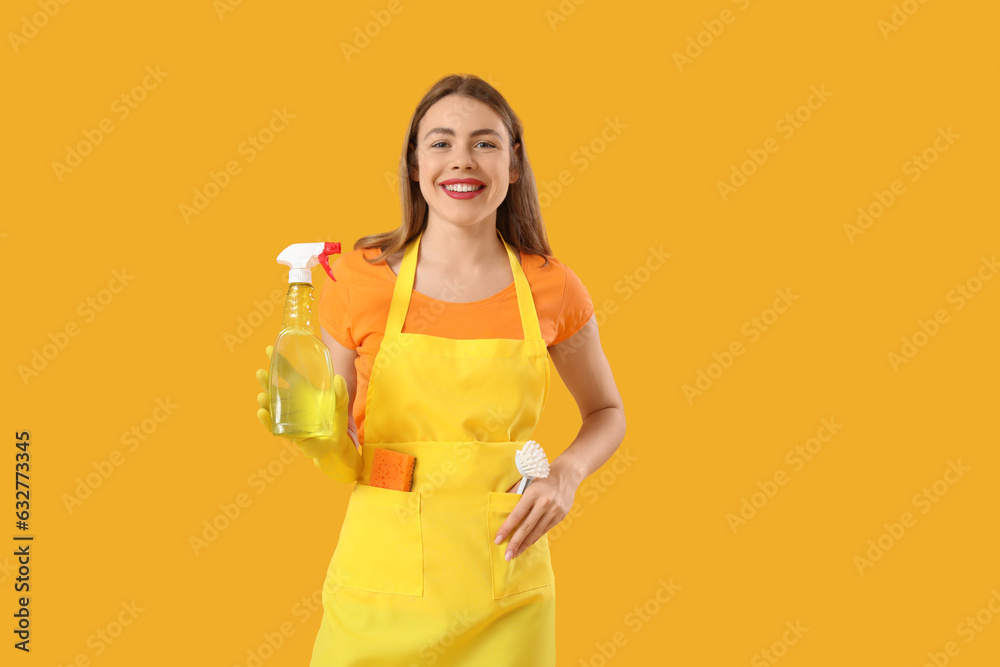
[410,94,519,229]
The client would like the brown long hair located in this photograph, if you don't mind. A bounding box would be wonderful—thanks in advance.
[355,74,551,267]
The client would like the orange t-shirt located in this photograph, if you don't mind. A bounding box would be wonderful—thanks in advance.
[317,244,594,445]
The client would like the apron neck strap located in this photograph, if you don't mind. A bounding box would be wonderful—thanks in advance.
[384,228,543,342]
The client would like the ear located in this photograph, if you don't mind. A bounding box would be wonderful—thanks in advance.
[408,144,419,182]
[509,142,521,184]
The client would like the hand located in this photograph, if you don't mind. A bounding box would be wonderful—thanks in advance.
[494,469,577,561]
[255,345,362,483]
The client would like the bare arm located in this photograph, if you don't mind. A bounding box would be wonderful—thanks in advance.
[496,313,626,556]
[322,328,361,448]
[546,314,626,488]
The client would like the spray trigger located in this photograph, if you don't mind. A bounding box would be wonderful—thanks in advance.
[319,242,342,281]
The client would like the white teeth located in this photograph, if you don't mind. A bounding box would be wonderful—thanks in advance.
[443,183,484,192]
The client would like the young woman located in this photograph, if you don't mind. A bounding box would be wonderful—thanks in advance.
[256,74,625,666]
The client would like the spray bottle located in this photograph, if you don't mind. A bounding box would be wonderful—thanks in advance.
[269,242,342,439]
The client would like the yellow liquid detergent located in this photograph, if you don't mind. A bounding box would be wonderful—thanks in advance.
[269,243,341,439]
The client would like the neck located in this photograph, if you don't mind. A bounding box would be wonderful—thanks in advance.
[418,220,506,272]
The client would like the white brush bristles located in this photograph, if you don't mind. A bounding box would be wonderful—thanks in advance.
[516,440,550,479]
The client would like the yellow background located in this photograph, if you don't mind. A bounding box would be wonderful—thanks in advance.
[3,0,998,665]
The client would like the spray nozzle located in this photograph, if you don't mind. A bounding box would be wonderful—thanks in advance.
[276,242,342,284]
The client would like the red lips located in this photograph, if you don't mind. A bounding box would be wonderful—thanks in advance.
[439,178,486,186]
[440,178,486,199]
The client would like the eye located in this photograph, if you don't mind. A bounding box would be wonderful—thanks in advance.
[430,139,496,148]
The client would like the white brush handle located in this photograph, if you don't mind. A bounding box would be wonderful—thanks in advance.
[516,477,529,494]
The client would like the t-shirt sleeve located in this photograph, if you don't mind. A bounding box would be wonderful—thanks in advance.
[317,255,356,350]
[551,263,594,346]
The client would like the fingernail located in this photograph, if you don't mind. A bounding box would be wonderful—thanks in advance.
[494,534,502,544]
[505,550,512,561]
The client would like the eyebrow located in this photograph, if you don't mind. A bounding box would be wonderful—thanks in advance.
[422,127,503,141]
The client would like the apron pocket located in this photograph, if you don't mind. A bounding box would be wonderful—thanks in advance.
[487,491,555,599]
[329,483,423,596]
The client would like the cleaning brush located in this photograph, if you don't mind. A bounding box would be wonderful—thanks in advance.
[514,440,550,493]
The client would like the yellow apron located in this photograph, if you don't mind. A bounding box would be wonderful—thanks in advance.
[309,227,556,666]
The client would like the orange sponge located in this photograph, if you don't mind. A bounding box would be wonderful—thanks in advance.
[370,448,416,492]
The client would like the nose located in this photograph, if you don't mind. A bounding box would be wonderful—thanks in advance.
[449,144,476,170]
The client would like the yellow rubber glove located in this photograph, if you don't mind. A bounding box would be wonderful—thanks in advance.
[256,345,362,484]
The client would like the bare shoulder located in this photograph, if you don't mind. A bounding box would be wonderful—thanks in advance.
[382,247,404,276]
